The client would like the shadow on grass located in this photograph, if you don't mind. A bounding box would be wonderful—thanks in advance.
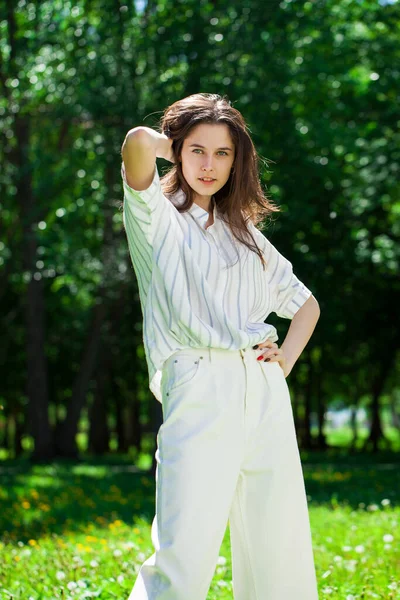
[300,448,399,508]
[0,449,399,544]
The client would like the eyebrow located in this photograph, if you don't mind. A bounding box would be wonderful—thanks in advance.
[188,143,233,151]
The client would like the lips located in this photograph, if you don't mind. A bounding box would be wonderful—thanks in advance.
[199,178,216,182]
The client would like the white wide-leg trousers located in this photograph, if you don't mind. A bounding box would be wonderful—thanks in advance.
[127,346,319,600]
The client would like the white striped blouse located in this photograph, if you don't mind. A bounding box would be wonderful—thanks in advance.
[121,162,313,404]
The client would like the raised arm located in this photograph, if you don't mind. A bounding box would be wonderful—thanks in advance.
[121,126,174,191]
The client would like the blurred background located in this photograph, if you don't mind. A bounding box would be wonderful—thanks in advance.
[1,0,399,469]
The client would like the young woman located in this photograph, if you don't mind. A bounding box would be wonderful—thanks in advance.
[120,93,320,600]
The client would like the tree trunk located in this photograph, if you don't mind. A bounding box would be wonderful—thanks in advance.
[115,378,128,453]
[316,370,328,450]
[302,351,313,450]
[14,406,25,457]
[88,352,111,455]
[55,301,106,458]
[349,401,358,450]
[15,115,53,461]
[363,345,396,452]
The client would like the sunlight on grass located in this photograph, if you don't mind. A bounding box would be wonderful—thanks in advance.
[0,454,399,599]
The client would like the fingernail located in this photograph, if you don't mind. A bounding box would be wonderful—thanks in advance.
[257,355,264,361]
[264,358,270,362]
[252,345,259,349]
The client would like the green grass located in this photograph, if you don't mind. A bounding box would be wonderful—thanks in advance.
[0,450,399,599]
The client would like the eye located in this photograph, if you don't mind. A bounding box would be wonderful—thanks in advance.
[192,149,202,154]
[217,151,228,156]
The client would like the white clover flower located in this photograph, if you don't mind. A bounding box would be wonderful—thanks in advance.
[333,555,343,562]
[346,595,355,600]
[56,571,66,580]
[381,498,391,506]
[67,581,77,590]
[355,544,365,553]
[113,549,122,557]
[367,504,379,511]
[117,574,124,584]
[345,560,358,572]
[77,580,86,588]
[342,545,352,552]
[90,559,99,567]
[388,582,397,590]
[384,544,392,550]
[383,534,393,543]
[322,585,333,594]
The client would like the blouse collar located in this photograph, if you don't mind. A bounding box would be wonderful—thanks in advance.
[171,189,217,230]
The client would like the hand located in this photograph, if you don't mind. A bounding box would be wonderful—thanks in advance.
[253,340,290,378]
[156,133,175,163]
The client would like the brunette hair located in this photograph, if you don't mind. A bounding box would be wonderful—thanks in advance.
[157,93,280,270]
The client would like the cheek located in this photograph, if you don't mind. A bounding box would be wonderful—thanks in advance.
[223,161,234,179]
[181,154,195,173]
[182,161,194,179]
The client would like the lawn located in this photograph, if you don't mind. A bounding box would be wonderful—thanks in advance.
[0,446,399,599]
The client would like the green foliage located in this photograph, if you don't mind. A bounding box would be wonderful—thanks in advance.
[0,0,399,458]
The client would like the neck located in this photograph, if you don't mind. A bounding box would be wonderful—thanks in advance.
[194,194,214,214]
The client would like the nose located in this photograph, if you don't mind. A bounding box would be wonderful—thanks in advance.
[201,155,214,171]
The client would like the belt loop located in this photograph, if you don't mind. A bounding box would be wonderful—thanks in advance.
[201,347,212,363]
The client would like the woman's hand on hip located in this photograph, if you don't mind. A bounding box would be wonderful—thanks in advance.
[253,340,290,378]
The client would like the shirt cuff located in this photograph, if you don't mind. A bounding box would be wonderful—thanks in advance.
[277,277,313,319]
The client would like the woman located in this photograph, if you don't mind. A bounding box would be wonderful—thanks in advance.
[120,93,320,600]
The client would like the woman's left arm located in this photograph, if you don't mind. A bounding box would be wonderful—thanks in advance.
[280,295,320,376]
[255,295,320,377]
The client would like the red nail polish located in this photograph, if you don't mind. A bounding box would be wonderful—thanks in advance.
[257,355,263,361]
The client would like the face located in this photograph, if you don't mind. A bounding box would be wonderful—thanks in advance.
[180,123,235,205]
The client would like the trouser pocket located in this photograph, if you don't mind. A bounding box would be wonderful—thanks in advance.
[162,350,205,398]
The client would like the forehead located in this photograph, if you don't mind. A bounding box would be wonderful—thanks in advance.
[185,122,233,146]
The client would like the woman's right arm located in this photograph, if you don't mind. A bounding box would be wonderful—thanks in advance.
[121,127,174,191]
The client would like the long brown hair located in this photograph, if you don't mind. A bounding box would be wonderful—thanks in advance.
[158,93,280,270]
